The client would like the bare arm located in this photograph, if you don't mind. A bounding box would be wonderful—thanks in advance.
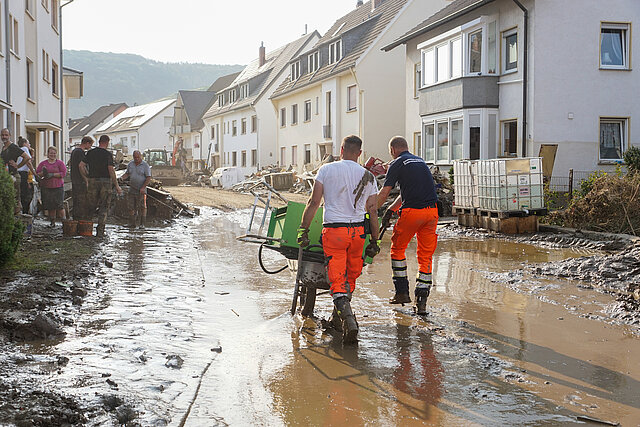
[140,175,152,194]
[108,165,123,195]
[366,194,379,241]
[377,185,401,211]
[79,161,89,185]
[300,181,324,230]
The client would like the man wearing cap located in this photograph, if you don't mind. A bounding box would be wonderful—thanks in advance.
[297,135,380,344]
[70,136,93,220]
[377,136,438,315]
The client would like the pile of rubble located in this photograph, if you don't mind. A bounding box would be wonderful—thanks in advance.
[112,177,198,220]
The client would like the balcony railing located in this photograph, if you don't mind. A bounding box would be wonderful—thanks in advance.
[322,125,332,139]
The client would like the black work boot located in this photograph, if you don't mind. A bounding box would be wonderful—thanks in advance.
[391,272,411,304]
[334,296,358,344]
[328,307,342,332]
[415,286,431,315]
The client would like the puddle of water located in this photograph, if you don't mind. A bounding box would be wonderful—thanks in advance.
[13,208,638,426]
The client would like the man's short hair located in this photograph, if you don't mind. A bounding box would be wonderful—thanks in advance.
[342,135,362,154]
[81,136,94,145]
[98,135,110,144]
[389,136,409,151]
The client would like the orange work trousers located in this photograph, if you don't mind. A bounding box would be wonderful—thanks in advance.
[390,207,438,292]
[322,225,366,296]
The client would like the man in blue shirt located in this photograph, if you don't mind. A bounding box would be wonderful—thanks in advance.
[120,150,152,228]
[377,136,438,315]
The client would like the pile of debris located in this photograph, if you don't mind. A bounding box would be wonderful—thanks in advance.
[112,177,198,220]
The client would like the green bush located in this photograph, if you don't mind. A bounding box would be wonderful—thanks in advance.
[578,170,608,198]
[0,166,23,268]
[624,146,640,173]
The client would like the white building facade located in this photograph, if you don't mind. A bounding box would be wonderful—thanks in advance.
[95,99,176,154]
[202,32,320,177]
[385,0,638,177]
[1,0,67,163]
[271,0,449,172]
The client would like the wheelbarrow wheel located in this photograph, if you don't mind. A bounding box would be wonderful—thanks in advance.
[299,286,316,317]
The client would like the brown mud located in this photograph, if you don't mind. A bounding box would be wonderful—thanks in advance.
[0,201,638,426]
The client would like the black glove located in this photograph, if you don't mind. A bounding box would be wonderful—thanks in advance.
[365,241,380,259]
[382,208,394,228]
[297,228,310,248]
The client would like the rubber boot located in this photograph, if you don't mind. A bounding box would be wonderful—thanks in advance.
[390,274,411,304]
[334,296,358,344]
[328,307,342,332]
[139,215,146,229]
[415,286,431,315]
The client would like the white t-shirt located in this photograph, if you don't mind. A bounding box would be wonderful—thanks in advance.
[17,147,31,172]
[315,159,378,224]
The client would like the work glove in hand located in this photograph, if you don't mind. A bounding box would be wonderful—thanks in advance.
[297,227,310,247]
[365,241,380,259]
[382,208,395,229]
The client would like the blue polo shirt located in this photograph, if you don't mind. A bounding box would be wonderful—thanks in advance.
[383,151,437,210]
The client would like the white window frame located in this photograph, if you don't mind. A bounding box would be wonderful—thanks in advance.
[10,15,19,56]
[290,61,301,80]
[26,57,35,101]
[347,85,357,112]
[218,93,225,106]
[414,62,421,98]
[241,117,247,134]
[51,60,59,96]
[422,111,464,165]
[600,22,631,70]
[599,117,628,162]
[304,100,312,122]
[502,28,518,74]
[42,50,50,82]
[240,83,249,99]
[291,145,298,166]
[419,17,498,88]
[251,149,257,167]
[229,89,237,103]
[232,119,237,136]
[308,51,320,73]
[329,39,342,64]
[291,104,298,125]
[501,119,518,156]
[280,108,286,127]
[304,144,311,164]
[51,0,58,31]
[251,115,257,133]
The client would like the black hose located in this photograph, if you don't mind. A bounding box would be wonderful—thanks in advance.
[258,242,288,274]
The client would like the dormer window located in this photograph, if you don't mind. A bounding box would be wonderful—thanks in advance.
[240,83,249,99]
[308,51,320,73]
[291,61,301,81]
[229,89,237,103]
[329,40,342,64]
[218,93,225,106]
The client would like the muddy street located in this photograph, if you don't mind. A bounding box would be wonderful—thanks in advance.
[2,208,639,426]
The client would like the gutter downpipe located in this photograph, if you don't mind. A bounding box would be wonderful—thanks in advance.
[512,0,528,157]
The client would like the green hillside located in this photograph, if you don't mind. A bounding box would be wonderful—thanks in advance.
[64,50,244,118]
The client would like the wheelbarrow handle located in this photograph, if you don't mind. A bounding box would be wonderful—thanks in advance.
[290,245,304,315]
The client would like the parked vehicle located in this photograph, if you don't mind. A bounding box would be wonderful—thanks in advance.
[143,149,184,186]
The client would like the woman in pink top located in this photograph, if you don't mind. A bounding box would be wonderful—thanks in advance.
[36,146,67,226]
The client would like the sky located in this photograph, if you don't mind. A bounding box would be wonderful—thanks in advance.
[62,0,358,65]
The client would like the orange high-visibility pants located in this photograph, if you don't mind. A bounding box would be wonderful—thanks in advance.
[390,207,438,289]
[322,225,366,295]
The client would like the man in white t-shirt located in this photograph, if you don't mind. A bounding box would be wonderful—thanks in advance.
[298,135,380,344]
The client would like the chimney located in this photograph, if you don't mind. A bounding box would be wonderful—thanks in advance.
[259,42,266,67]
[356,0,363,6]
[372,0,384,11]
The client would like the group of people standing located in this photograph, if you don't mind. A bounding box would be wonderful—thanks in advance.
[2,128,151,237]
[298,135,438,344]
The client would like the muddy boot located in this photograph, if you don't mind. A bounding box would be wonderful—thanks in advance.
[139,216,146,229]
[334,296,358,344]
[96,224,105,238]
[415,286,431,315]
[327,307,342,332]
[389,293,411,304]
